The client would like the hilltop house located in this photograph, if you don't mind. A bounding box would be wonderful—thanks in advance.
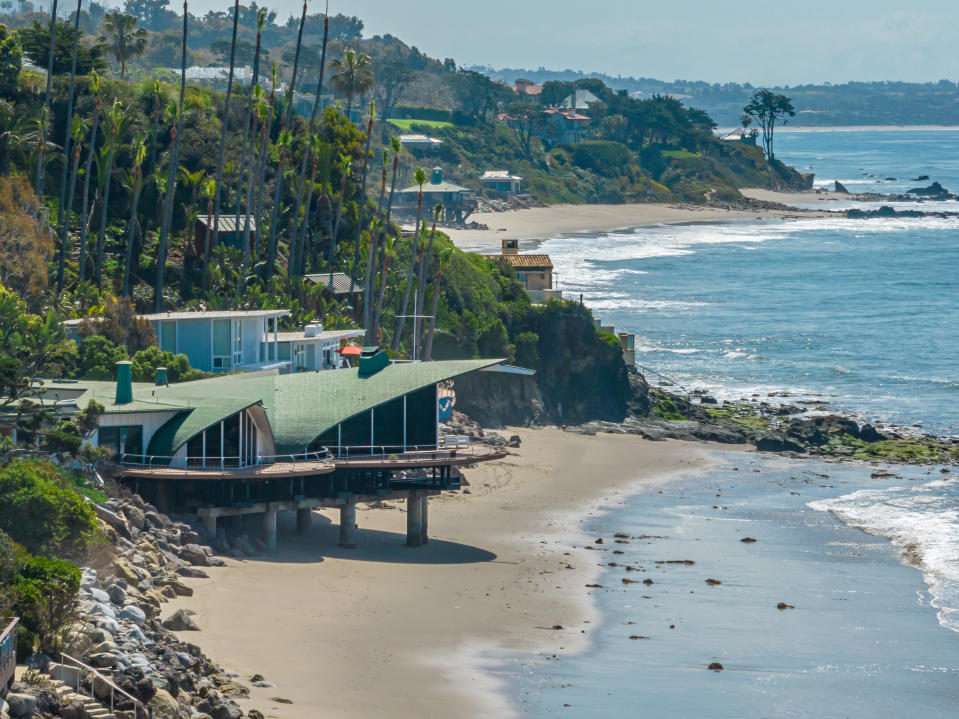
[395,168,477,223]
[399,134,444,154]
[542,109,591,145]
[559,89,601,111]
[1,353,528,548]
[484,239,561,303]
[304,271,365,317]
[194,215,257,251]
[480,170,523,198]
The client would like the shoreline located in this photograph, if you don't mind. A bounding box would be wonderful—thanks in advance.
[164,430,721,719]
[442,198,832,253]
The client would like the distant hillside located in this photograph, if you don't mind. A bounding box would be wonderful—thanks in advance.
[474,67,959,128]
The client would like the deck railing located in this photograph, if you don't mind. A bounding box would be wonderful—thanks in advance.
[1,617,17,689]
[59,652,152,718]
[328,439,500,462]
[119,450,332,470]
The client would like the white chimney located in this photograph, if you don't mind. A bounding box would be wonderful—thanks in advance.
[304,323,324,338]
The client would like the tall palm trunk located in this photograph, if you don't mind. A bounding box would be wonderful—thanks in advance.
[35,0,58,198]
[235,15,264,273]
[327,166,349,282]
[289,11,330,280]
[210,0,241,251]
[62,131,82,284]
[239,102,260,281]
[155,1,188,312]
[202,193,213,291]
[292,145,319,280]
[264,0,307,282]
[414,205,441,357]
[372,149,401,336]
[348,108,374,295]
[122,162,144,295]
[362,154,388,344]
[94,107,119,290]
[77,102,100,284]
[391,185,424,352]
[252,91,274,263]
[423,266,442,362]
[56,0,83,292]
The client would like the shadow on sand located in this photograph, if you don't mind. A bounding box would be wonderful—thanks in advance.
[232,510,497,566]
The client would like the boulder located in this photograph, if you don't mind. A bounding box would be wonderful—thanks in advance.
[177,566,209,579]
[179,544,211,567]
[211,704,243,719]
[87,587,111,604]
[4,694,37,719]
[859,423,885,443]
[119,605,147,625]
[834,180,849,193]
[121,504,146,530]
[162,609,200,632]
[107,584,128,605]
[754,433,806,453]
[147,689,179,719]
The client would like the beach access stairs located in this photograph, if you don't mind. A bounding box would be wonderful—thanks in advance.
[38,653,151,718]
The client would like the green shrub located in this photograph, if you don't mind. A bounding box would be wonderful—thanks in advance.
[130,345,209,383]
[13,554,81,655]
[0,459,99,557]
[570,141,634,176]
[76,334,128,380]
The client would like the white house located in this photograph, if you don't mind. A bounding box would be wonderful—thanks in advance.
[275,323,365,371]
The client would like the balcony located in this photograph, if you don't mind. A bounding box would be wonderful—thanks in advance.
[330,439,507,469]
[116,452,335,480]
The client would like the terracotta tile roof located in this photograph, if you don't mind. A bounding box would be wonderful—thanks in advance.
[484,254,554,270]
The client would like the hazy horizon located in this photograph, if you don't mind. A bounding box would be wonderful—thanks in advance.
[165,0,959,87]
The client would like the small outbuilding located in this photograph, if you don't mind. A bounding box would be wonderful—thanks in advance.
[480,170,523,197]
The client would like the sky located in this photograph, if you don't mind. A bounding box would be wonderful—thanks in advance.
[183,0,957,86]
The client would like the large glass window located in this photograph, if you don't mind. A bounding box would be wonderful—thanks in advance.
[99,425,143,460]
[213,319,231,370]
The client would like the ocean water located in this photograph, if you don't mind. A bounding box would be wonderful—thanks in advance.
[497,456,959,718]
[547,130,959,435]
[501,130,959,716]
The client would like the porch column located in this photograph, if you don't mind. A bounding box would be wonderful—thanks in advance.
[296,508,313,536]
[201,514,217,540]
[339,499,357,548]
[260,509,278,551]
[420,494,429,545]
[406,490,423,548]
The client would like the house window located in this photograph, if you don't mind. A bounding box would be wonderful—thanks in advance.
[160,321,177,353]
[213,319,231,370]
[99,425,143,460]
[233,321,243,366]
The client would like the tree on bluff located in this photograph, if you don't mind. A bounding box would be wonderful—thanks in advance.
[744,89,795,159]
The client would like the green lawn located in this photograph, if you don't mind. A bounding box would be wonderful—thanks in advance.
[387,119,454,131]
[661,149,701,159]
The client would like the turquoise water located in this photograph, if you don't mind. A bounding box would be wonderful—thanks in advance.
[502,131,959,716]
[546,129,959,435]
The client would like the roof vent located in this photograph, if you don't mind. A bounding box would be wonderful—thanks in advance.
[155,366,168,386]
[358,347,389,377]
[115,361,133,404]
[304,323,324,338]
[431,167,443,185]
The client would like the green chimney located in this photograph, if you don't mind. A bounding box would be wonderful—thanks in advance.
[155,366,168,386]
[115,361,133,404]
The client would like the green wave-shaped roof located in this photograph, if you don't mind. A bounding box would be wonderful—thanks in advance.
[145,359,502,456]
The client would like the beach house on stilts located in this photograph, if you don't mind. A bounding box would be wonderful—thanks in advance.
[7,350,522,550]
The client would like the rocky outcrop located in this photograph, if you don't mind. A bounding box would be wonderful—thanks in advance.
[846,205,925,219]
[834,180,849,193]
[906,181,956,199]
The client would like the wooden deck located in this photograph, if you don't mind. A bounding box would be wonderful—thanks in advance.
[117,460,335,480]
[333,444,507,469]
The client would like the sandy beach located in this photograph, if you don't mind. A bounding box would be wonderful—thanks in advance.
[165,430,719,718]
[440,195,834,253]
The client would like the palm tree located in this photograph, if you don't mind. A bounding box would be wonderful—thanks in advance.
[60,115,86,289]
[348,100,375,295]
[77,72,103,285]
[56,0,85,292]
[95,99,124,290]
[264,0,308,282]
[290,132,322,280]
[362,148,388,342]
[289,4,331,278]
[391,166,426,352]
[200,176,215,291]
[146,79,163,181]
[326,154,351,283]
[239,84,265,278]
[252,67,278,266]
[234,7,267,259]
[35,0,58,198]
[329,48,374,122]
[122,131,146,295]
[414,203,442,357]
[99,11,148,80]
[209,0,241,251]
[155,1,188,312]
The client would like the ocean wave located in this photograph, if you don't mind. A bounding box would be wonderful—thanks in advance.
[809,481,959,633]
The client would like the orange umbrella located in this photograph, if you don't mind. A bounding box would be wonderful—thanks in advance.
[338,344,362,356]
